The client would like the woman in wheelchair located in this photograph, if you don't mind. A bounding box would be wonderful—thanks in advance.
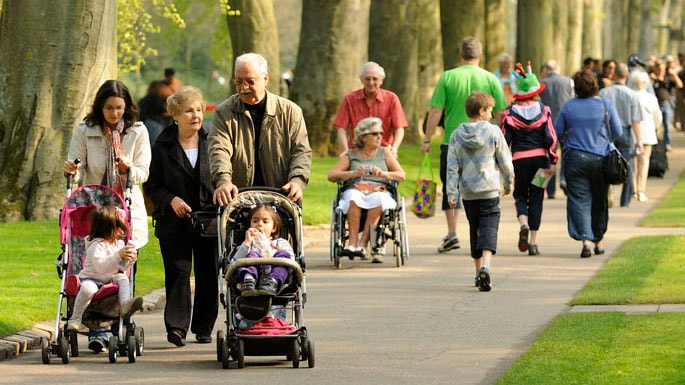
[328,117,405,262]
[233,204,295,296]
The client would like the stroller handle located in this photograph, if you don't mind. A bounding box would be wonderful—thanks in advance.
[66,158,81,196]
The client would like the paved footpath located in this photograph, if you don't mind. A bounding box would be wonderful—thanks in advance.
[2,135,685,384]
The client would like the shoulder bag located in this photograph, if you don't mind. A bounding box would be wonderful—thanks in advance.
[602,99,629,185]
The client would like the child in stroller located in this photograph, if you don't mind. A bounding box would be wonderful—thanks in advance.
[233,204,295,297]
[217,188,314,368]
[68,206,144,331]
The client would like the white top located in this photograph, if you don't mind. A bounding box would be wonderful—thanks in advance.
[184,148,199,168]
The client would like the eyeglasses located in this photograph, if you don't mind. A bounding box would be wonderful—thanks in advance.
[234,78,259,87]
[365,132,383,137]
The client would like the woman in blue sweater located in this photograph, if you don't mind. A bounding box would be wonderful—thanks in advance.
[554,70,623,258]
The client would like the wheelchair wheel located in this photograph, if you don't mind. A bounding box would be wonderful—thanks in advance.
[330,199,343,269]
[399,197,409,265]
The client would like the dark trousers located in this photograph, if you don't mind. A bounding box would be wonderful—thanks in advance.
[614,126,635,207]
[563,149,609,242]
[463,197,501,259]
[513,156,548,230]
[160,233,218,337]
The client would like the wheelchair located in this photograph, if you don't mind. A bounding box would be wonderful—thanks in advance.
[329,181,409,268]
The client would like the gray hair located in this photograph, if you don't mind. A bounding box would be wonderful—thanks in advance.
[167,86,205,116]
[235,53,268,76]
[353,117,383,148]
[359,61,385,79]
[629,70,650,91]
[542,60,561,74]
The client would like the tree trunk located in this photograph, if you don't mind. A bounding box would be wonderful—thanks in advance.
[290,0,370,156]
[516,0,554,74]
[566,1,585,75]
[670,0,683,54]
[0,0,117,222]
[483,0,508,72]
[369,0,420,143]
[226,0,280,95]
[638,0,654,58]
[550,1,569,73]
[440,0,485,69]
[582,0,604,59]
[418,0,443,134]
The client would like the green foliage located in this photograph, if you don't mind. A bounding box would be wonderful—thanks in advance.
[117,0,186,74]
[496,312,685,385]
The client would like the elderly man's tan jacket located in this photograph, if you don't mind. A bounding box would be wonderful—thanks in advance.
[208,91,312,190]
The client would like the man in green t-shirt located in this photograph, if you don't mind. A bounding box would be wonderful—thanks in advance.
[421,36,507,259]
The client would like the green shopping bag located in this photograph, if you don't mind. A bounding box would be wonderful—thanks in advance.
[410,154,437,218]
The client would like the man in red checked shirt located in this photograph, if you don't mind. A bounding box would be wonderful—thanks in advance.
[333,61,408,158]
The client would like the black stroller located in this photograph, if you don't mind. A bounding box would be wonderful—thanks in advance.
[215,187,314,369]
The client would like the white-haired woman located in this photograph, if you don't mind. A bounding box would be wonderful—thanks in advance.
[629,71,662,202]
[328,117,405,262]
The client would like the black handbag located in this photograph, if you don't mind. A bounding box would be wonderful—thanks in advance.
[190,206,219,238]
[602,100,629,185]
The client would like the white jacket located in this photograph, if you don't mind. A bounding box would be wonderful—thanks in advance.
[67,121,151,247]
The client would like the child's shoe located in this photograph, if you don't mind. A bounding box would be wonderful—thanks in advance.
[257,277,280,296]
[478,266,492,292]
[120,296,144,318]
[241,274,257,296]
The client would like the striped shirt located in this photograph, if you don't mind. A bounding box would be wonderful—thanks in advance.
[333,88,408,147]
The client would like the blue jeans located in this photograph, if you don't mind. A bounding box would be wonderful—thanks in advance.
[463,197,501,259]
[613,126,634,207]
[661,102,673,147]
[563,150,609,242]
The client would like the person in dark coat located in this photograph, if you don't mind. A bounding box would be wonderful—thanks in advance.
[143,86,218,347]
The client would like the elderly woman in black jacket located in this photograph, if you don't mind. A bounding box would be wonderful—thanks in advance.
[143,86,217,347]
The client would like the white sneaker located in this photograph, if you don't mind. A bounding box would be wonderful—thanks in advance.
[637,193,648,202]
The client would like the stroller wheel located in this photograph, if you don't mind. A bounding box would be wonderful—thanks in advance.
[134,327,144,356]
[291,338,300,368]
[236,339,245,369]
[68,331,79,357]
[127,335,137,363]
[108,336,118,363]
[216,330,225,362]
[221,338,230,369]
[306,339,315,368]
[59,336,70,364]
[41,337,51,364]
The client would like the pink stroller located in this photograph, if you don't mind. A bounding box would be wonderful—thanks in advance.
[41,173,143,364]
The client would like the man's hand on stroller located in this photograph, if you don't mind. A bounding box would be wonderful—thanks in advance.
[282,181,303,202]
[213,182,239,206]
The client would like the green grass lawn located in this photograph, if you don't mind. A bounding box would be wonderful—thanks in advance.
[0,220,163,337]
[496,173,685,384]
[495,312,685,385]
[0,142,437,338]
[641,171,685,227]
